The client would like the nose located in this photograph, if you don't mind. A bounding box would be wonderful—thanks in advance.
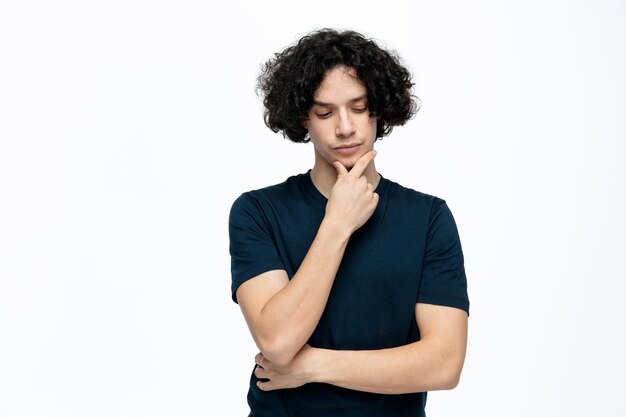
[335,108,356,138]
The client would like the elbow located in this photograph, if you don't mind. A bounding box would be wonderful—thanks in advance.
[426,348,465,391]
[257,338,298,367]
[436,343,466,390]
[437,361,464,390]
[263,350,296,368]
[441,369,462,390]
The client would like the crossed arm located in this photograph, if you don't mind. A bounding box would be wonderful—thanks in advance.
[301,302,468,394]
[240,271,468,394]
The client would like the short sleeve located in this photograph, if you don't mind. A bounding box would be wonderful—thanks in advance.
[228,193,285,303]
[417,198,470,315]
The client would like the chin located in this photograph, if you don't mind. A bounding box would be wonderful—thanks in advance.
[344,151,369,170]
[337,156,357,170]
[345,162,358,171]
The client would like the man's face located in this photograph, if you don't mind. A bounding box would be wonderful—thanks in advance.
[305,66,377,170]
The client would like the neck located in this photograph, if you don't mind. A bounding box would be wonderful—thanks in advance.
[309,158,381,199]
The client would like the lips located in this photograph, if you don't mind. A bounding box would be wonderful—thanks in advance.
[335,143,360,149]
[334,143,361,155]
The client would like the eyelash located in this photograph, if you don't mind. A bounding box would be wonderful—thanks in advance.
[316,108,368,119]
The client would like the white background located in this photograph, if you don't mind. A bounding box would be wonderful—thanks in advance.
[1,1,625,416]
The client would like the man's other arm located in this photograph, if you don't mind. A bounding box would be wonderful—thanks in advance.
[255,303,468,393]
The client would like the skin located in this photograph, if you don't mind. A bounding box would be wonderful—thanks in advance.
[236,66,468,394]
[305,66,380,198]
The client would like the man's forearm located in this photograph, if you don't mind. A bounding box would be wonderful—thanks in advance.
[256,218,350,365]
[309,339,465,394]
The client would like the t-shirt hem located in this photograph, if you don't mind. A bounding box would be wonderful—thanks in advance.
[416,292,470,316]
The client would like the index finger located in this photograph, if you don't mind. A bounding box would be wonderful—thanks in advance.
[347,150,377,178]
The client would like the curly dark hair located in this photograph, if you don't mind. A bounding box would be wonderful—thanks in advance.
[256,28,421,143]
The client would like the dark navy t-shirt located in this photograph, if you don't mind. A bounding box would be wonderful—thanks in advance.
[229,171,469,417]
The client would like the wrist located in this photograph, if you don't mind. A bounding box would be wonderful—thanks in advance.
[319,216,352,243]
[306,347,336,384]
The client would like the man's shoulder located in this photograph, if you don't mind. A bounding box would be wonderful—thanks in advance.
[230,173,307,212]
[383,176,444,208]
[240,173,305,199]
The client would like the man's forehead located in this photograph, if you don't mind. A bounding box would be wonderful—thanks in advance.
[313,67,367,104]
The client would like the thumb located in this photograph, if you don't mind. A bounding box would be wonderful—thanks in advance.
[333,161,348,179]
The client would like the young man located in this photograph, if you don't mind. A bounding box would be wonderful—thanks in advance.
[229,29,469,417]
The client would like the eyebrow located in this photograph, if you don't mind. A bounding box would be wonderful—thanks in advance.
[311,94,367,107]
